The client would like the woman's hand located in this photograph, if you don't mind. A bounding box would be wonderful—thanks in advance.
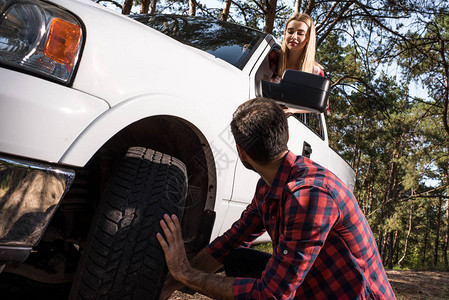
[282,106,307,116]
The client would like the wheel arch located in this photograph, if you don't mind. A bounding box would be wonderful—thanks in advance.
[61,95,218,254]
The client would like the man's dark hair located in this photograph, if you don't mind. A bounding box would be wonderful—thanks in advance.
[231,97,288,164]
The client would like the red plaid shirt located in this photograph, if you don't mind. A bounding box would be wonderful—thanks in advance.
[206,151,395,299]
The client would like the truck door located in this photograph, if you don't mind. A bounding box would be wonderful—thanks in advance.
[286,112,329,167]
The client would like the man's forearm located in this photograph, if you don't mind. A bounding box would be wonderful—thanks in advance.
[160,248,228,299]
[163,249,234,300]
[157,215,235,299]
[177,268,235,300]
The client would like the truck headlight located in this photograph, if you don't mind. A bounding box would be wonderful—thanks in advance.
[0,0,84,85]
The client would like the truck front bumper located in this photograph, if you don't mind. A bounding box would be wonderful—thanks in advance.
[0,154,74,264]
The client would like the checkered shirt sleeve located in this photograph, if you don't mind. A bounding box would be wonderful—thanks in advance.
[206,151,396,299]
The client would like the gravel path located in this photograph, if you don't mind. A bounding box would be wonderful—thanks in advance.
[169,291,211,299]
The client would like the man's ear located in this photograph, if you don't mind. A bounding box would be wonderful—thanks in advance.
[236,144,248,160]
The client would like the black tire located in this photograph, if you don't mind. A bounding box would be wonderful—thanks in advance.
[69,147,187,300]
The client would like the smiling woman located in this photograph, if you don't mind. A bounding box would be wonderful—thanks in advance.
[274,12,324,83]
[271,12,327,115]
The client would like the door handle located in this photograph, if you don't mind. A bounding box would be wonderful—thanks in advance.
[302,141,312,158]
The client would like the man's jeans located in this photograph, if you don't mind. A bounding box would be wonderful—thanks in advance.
[224,247,271,278]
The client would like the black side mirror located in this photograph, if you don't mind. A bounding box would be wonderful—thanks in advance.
[261,70,330,113]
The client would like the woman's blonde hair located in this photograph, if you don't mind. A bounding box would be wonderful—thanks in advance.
[278,13,321,76]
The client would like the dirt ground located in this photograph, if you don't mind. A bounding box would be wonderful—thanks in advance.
[1,268,448,299]
[168,270,449,300]
[386,270,449,300]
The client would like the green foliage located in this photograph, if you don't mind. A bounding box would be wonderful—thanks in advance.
[252,243,273,254]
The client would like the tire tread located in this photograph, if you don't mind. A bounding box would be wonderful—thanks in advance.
[70,147,187,300]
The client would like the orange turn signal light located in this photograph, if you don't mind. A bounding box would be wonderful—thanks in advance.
[44,18,81,71]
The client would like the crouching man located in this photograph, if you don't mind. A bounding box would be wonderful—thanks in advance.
[157,97,396,299]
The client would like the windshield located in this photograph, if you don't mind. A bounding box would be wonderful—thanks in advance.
[131,14,266,69]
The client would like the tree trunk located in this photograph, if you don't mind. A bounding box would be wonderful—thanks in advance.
[263,0,277,34]
[140,0,150,13]
[422,209,430,267]
[379,229,385,260]
[150,0,157,14]
[443,170,449,270]
[304,0,315,15]
[122,0,133,15]
[367,182,374,216]
[294,0,302,13]
[189,0,196,16]
[385,231,392,268]
[353,148,361,181]
[387,230,398,269]
[398,203,413,268]
[382,231,391,266]
[221,0,232,22]
[439,38,449,136]
[394,232,400,265]
[434,195,443,266]
[444,196,449,270]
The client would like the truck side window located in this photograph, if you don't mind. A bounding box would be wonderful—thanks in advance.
[293,113,325,140]
[254,45,281,97]
[268,48,280,80]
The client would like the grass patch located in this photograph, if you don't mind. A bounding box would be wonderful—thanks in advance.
[252,243,273,254]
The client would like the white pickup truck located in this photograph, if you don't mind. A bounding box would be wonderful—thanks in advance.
[0,0,355,298]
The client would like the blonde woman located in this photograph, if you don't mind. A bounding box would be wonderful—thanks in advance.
[271,13,328,114]
[273,12,324,82]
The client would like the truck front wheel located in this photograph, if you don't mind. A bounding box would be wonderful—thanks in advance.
[69,147,187,300]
